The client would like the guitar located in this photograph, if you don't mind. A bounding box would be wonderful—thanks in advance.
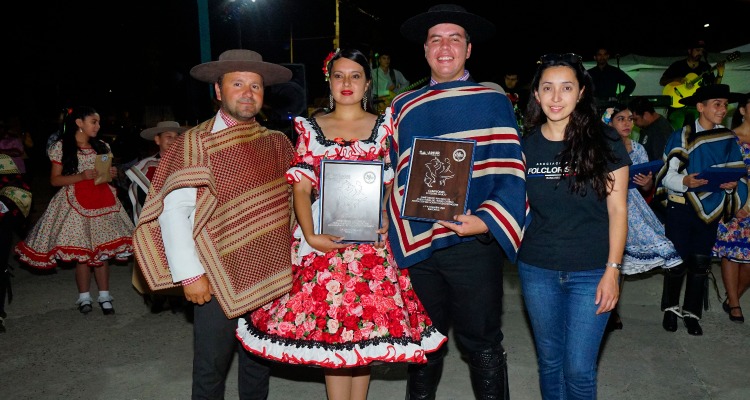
[662,51,740,108]
[374,77,429,113]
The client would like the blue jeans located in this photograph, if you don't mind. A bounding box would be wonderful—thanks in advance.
[517,261,610,400]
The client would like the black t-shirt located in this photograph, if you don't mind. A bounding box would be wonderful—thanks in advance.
[661,59,712,85]
[519,125,631,271]
[638,115,675,161]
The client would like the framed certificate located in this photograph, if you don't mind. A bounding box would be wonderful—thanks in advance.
[401,137,476,223]
[319,159,384,243]
[689,167,747,192]
[628,160,663,189]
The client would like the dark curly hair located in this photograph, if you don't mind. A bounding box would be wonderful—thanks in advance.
[523,55,620,199]
[58,106,108,176]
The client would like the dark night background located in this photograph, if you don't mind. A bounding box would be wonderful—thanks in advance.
[2,0,749,153]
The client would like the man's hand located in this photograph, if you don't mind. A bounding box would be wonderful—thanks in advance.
[437,210,489,237]
[183,275,212,305]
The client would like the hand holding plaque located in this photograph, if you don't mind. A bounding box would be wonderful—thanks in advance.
[319,160,384,243]
[401,137,476,222]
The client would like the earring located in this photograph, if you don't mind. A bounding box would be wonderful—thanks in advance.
[362,96,368,110]
[329,94,334,110]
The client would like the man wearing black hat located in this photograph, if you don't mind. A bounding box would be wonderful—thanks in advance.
[660,39,725,131]
[654,83,746,336]
[133,50,296,399]
[388,5,528,399]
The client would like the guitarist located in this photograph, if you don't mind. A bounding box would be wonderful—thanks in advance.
[659,39,725,131]
[371,51,410,113]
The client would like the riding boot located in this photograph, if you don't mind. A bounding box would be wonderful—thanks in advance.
[661,262,686,311]
[406,348,444,400]
[468,345,510,400]
[683,254,711,319]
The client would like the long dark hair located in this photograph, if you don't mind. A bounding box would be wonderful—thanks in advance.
[327,48,377,114]
[732,93,750,129]
[524,54,618,199]
[59,105,108,176]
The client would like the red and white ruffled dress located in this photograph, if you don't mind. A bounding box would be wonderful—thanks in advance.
[237,111,446,368]
[15,141,134,268]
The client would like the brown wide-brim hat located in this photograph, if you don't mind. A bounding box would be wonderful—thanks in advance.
[140,121,189,140]
[679,84,743,106]
[190,49,292,86]
[400,4,496,44]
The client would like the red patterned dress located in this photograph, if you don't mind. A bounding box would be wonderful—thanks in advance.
[237,111,446,368]
[14,141,134,268]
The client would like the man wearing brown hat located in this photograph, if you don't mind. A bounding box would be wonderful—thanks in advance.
[388,4,527,399]
[654,83,746,336]
[126,121,188,313]
[133,50,295,399]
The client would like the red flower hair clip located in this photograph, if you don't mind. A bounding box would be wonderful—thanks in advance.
[322,48,340,81]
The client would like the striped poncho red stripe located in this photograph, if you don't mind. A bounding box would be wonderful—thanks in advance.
[387,81,529,268]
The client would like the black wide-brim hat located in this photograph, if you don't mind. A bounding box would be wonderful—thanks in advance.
[190,49,292,86]
[400,4,496,44]
[679,84,743,106]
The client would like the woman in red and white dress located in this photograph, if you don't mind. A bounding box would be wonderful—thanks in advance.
[15,106,133,315]
[237,49,445,400]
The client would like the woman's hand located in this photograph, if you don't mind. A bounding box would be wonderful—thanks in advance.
[633,171,653,191]
[595,268,620,315]
[80,168,97,180]
[306,233,349,254]
[736,208,750,219]
[374,210,389,248]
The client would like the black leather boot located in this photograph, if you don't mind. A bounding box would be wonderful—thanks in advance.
[683,254,711,319]
[661,262,685,310]
[467,345,510,400]
[661,262,685,332]
[681,254,711,336]
[406,349,444,400]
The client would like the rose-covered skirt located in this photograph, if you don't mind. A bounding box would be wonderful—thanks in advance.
[237,240,446,368]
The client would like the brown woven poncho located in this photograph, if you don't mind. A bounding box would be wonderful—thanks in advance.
[133,118,295,318]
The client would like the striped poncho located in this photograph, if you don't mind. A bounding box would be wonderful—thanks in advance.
[133,118,295,318]
[654,125,747,224]
[387,81,529,268]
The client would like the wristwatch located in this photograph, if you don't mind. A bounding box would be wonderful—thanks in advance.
[605,262,622,270]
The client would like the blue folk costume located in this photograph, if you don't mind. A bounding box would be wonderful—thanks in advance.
[654,124,747,320]
[386,81,529,268]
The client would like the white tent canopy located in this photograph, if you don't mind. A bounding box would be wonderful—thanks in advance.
[584,50,750,99]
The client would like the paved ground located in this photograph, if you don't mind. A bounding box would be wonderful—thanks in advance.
[1,255,748,400]
[1,168,749,399]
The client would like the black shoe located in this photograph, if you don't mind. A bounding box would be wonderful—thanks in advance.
[662,311,678,332]
[683,316,703,336]
[0,316,5,333]
[606,310,623,332]
[78,302,93,314]
[99,300,115,315]
[728,306,745,323]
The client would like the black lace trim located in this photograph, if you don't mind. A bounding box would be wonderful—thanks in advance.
[292,162,315,172]
[307,114,385,147]
[243,320,443,352]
